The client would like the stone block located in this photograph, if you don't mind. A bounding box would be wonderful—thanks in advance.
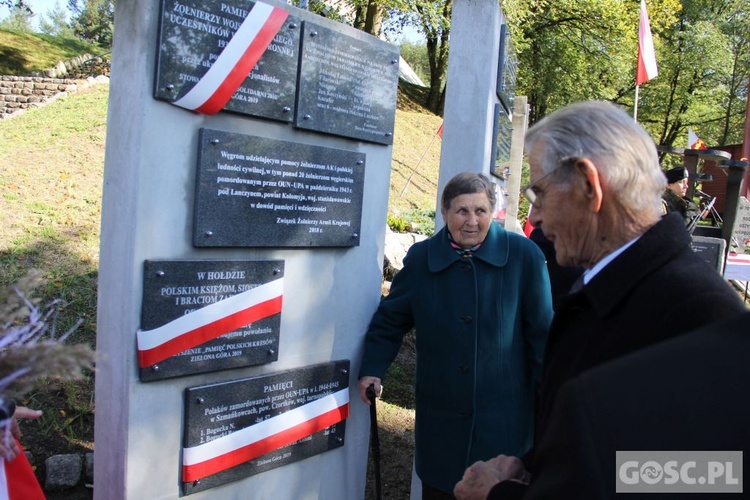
[44,454,82,490]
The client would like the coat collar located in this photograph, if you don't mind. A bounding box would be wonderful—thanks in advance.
[577,213,691,316]
[427,222,510,272]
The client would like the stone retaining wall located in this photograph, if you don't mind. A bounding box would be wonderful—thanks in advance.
[0,75,109,119]
[1,53,111,119]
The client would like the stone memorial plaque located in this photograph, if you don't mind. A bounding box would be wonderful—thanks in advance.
[495,24,517,115]
[182,360,350,494]
[138,260,284,382]
[154,0,301,121]
[691,236,726,273]
[730,197,750,253]
[194,128,365,247]
[491,104,513,178]
[296,22,399,145]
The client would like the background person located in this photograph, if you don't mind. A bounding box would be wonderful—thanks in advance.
[661,166,700,225]
[454,101,747,499]
[358,172,553,498]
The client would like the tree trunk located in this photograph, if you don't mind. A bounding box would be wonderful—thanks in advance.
[353,1,384,36]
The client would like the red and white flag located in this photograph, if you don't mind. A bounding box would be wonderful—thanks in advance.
[137,278,284,368]
[182,388,349,481]
[173,2,289,115]
[0,440,45,500]
[636,0,658,85]
[688,128,707,150]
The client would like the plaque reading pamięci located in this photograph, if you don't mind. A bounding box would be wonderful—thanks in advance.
[154,0,301,121]
[137,260,284,382]
[296,22,399,145]
[193,128,366,247]
[182,360,350,494]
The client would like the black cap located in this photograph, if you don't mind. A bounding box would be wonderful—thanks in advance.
[665,167,688,184]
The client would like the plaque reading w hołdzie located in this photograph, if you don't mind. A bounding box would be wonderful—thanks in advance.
[296,22,399,145]
[154,0,300,121]
[137,260,284,382]
[182,360,350,494]
[194,129,366,247]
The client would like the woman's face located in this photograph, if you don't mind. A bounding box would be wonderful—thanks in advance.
[442,192,493,249]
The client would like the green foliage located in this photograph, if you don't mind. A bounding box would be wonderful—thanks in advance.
[387,212,410,232]
[389,208,435,235]
[388,0,451,113]
[68,0,113,46]
[0,4,35,32]
[39,0,74,38]
[288,0,348,24]
[0,29,105,74]
[503,0,748,152]
[399,40,429,84]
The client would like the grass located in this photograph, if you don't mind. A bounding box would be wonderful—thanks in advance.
[0,28,107,74]
[0,83,107,461]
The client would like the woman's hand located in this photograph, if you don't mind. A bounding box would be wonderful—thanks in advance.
[1,406,42,461]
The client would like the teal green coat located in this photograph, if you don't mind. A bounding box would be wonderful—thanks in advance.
[359,222,552,493]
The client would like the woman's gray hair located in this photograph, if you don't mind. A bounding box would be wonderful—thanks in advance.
[525,101,665,216]
[441,172,497,212]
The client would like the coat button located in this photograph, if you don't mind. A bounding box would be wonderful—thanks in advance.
[460,262,472,271]
[460,316,473,324]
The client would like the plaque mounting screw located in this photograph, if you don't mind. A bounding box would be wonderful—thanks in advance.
[282,106,291,113]
[196,397,205,404]
[303,114,311,120]
[340,368,348,375]
[151,365,159,372]
[351,233,359,239]
[193,480,201,486]
[210,139,220,145]
[336,437,344,443]
[385,132,393,137]
[205,230,213,237]
[273,269,281,275]
[268,349,275,356]
[391,59,398,64]
[166,84,175,91]
[156,270,165,277]
[288,23,297,29]
[356,160,364,165]
[310,31,318,37]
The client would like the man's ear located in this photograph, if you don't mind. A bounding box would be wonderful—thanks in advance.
[576,158,603,212]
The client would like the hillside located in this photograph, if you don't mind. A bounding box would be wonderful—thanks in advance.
[0,29,107,74]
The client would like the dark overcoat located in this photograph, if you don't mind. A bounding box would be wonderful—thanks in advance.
[490,213,748,499]
[359,222,553,493]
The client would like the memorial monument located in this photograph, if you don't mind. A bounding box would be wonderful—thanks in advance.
[95,0,399,497]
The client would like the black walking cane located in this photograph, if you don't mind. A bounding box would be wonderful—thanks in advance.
[366,384,382,500]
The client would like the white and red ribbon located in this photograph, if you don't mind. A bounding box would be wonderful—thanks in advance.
[182,388,349,481]
[725,253,750,281]
[137,278,284,368]
[173,2,289,115]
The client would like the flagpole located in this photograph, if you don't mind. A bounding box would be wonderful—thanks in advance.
[634,84,640,121]
[400,129,441,197]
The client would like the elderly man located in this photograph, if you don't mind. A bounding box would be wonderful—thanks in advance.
[454,101,747,499]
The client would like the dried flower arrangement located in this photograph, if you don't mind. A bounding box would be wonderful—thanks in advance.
[0,271,95,447]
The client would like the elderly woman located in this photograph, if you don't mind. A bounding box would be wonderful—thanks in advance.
[358,172,553,498]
